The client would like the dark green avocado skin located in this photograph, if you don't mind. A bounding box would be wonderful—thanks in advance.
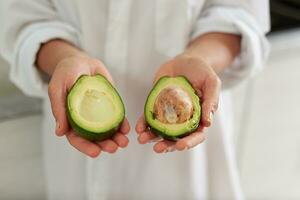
[67,108,122,141]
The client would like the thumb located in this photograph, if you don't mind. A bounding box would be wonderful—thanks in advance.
[200,76,221,127]
[48,81,69,136]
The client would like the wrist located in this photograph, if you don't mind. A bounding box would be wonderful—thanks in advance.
[37,39,86,75]
[180,50,212,67]
[178,51,216,74]
[184,33,241,74]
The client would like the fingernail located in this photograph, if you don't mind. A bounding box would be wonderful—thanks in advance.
[209,111,214,122]
[163,149,168,153]
[166,146,175,152]
[148,137,161,143]
[162,146,176,153]
[183,146,189,151]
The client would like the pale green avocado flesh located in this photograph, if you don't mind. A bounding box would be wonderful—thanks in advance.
[67,75,125,141]
[144,76,201,141]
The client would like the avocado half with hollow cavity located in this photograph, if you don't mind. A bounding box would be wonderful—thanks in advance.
[144,76,201,141]
[67,74,125,141]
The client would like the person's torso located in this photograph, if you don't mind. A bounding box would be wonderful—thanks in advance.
[40,1,248,199]
[48,1,209,199]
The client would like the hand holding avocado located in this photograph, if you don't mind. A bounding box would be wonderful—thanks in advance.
[136,53,221,153]
[48,56,130,158]
[67,74,125,141]
[48,50,220,156]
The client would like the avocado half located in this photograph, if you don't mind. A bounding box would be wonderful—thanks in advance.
[144,76,201,141]
[67,74,125,141]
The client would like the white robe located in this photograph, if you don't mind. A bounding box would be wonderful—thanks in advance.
[0,0,269,199]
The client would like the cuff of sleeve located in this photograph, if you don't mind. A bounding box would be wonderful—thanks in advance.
[190,6,270,89]
[11,21,81,98]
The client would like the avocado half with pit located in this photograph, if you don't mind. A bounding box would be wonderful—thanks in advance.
[144,76,201,141]
[67,74,125,141]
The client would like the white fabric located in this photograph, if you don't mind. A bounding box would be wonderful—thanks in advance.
[0,0,269,199]
[190,6,270,88]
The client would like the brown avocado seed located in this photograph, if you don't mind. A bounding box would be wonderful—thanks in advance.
[153,86,193,124]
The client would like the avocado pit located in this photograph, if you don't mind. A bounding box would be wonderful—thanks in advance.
[153,86,193,124]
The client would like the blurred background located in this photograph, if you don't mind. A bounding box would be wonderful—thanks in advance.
[0,0,300,199]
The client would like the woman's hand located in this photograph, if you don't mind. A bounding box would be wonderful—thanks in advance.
[135,53,221,153]
[48,56,130,158]
[136,32,240,153]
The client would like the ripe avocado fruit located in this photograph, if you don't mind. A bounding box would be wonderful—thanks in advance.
[67,74,125,141]
[144,76,201,141]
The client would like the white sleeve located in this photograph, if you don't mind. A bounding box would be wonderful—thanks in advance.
[190,1,270,89]
[0,0,81,98]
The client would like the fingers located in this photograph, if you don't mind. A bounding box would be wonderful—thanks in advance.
[153,140,175,153]
[138,131,159,144]
[105,118,130,149]
[120,118,130,134]
[201,76,221,127]
[137,129,205,153]
[48,79,69,136]
[112,132,129,148]
[135,116,147,134]
[97,140,118,153]
[136,116,162,144]
[66,130,101,158]
[66,129,129,158]
[175,131,206,151]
